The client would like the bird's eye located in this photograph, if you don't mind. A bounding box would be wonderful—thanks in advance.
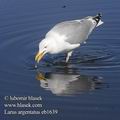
[44,46,47,48]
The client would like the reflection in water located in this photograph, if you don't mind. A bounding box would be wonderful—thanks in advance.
[33,47,110,96]
[36,71,103,96]
[33,48,110,96]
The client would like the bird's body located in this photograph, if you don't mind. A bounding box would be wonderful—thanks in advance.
[46,19,93,44]
[35,13,104,63]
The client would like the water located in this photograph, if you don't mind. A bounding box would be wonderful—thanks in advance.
[0,0,120,119]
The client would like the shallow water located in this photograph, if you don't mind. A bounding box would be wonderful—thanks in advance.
[0,0,120,119]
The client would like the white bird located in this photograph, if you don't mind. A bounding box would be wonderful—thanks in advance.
[35,13,104,63]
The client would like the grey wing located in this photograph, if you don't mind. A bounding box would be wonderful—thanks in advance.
[46,19,93,44]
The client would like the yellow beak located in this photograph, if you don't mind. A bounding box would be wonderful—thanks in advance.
[35,51,45,63]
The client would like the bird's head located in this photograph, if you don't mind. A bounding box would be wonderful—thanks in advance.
[35,39,50,63]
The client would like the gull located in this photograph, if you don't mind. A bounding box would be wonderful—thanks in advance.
[35,13,103,63]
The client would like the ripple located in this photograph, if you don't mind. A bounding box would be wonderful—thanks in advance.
[0,0,120,96]
[23,44,118,96]
[26,45,120,72]
[0,1,120,119]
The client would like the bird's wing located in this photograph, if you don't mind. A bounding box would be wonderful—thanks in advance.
[46,18,94,44]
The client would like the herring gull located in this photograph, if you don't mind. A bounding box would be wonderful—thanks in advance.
[35,13,103,63]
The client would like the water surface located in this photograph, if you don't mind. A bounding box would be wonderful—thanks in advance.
[0,0,120,120]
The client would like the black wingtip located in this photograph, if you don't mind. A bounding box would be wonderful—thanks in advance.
[97,13,102,18]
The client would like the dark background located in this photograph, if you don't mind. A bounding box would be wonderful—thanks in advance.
[0,0,120,120]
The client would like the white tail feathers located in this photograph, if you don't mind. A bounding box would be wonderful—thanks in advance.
[96,20,104,27]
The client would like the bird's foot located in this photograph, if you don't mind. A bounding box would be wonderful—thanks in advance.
[66,51,73,63]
